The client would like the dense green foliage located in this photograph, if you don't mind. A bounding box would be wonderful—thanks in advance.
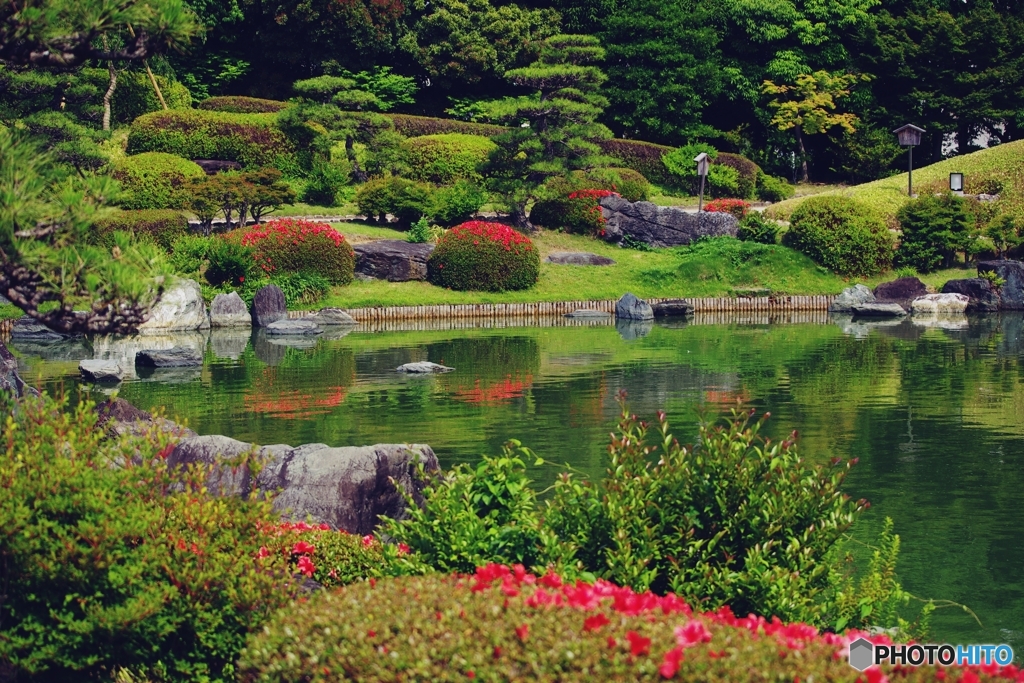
[109,152,206,210]
[127,110,294,167]
[737,212,781,245]
[385,113,505,138]
[756,173,796,203]
[401,133,496,183]
[785,196,894,276]
[198,96,290,113]
[93,209,189,249]
[895,193,973,272]
[427,221,540,291]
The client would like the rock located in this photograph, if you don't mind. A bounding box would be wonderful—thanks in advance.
[544,251,616,266]
[79,360,123,383]
[976,193,1000,203]
[940,278,1000,312]
[354,240,434,281]
[911,293,969,316]
[168,435,440,534]
[615,292,654,321]
[193,159,243,175]
[10,316,69,342]
[96,397,196,440]
[652,300,693,318]
[851,303,908,318]
[252,284,287,327]
[265,319,323,336]
[252,330,287,365]
[978,260,1024,309]
[829,284,876,313]
[0,342,37,398]
[139,279,209,334]
[873,277,927,309]
[307,308,358,326]
[396,361,454,373]
[91,332,206,380]
[135,347,203,367]
[598,195,739,248]
[210,292,251,327]
[565,309,612,319]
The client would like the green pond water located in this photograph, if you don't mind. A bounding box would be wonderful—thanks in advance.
[12,313,1024,649]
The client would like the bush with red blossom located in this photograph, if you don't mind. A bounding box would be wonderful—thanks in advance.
[234,218,355,285]
[238,564,1014,682]
[704,198,751,219]
[427,221,540,291]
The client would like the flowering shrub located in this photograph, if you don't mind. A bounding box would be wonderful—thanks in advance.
[531,184,619,236]
[236,218,355,285]
[564,188,617,236]
[427,221,539,291]
[704,198,751,219]
[238,564,1014,682]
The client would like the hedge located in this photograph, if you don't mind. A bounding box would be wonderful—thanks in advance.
[598,138,674,185]
[93,209,189,249]
[235,218,355,285]
[401,133,497,183]
[110,71,192,124]
[385,113,506,138]
[237,564,1016,683]
[427,221,539,291]
[784,196,895,276]
[716,152,761,199]
[109,152,206,210]
[198,96,291,113]
[126,110,295,168]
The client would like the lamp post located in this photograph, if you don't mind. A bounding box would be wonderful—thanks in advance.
[893,124,925,197]
[950,173,964,196]
[694,152,710,213]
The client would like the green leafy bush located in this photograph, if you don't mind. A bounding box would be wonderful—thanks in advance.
[236,218,355,284]
[587,167,650,201]
[662,145,741,197]
[385,113,506,138]
[427,221,540,292]
[269,270,332,306]
[0,393,299,681]
[431,180,488,226]
[300,159,350,206]
[784,196,894,276]
[715,152,760,199]
[355,175,433,227]
[737,212,781,244]
[598,138,673,185]
[198,96,291,113]
[546,402,866,623]
[895,193,973,272]
[530,170,645,231]
[756,173,796,202]
[93,209,189,249]
[126,110,295,168]
[20,111,108,171]
[169,234,214,275]
[402,133,497,183]
[109,152,206,210]
[110,71,192,123]
[205,238,255,287]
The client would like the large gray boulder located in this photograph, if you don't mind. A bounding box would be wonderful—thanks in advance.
[941,278,1000,312]
[139,278,209,333]
[79,360,123,383]
[598,195,738,248]
[354,240,434,281]
[851,302,907,318]
[910,293,969,316]
[168,435,440,534]
[265,318,323,336]
[10,316,69,342]
[252,284,287,327]
[652,300,693,318]
[0,343,37,397]
[615,292,654,321]
[210,292,251,327]
[544,251,616,266]
[135,347,203,367]
[873,277,927,310]
[96,397,195,440]
[829,284,876,313]
[978,260,1024,309]
[306,308,358,326]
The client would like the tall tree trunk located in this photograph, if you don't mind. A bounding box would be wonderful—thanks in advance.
[511,202,534,233]
[795,128,809,183]
[102,61,117,131]
[144,61,168,110]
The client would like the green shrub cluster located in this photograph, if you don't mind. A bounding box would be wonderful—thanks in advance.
[598,138,673,185]
[662,144,742,198]
[20,110,108,171]
[268,270,332,306]
[356,176,486,227]
[198,96,291,113]
[126,110,295,168]
[401,133,497,183]
[204,238,255,287]
[895,193,973,272]
[756,172,795,202]
[236,218,355,285]
[530,169,649,231]
[93,209,189,249]
[109,152,206,210]
[110,71,192,123]
[716,152,761,199]
[736,212,781,244]
[784,195,894,276]
[385,113,506,138]
[0,393,300,682]
[427,221,540,291]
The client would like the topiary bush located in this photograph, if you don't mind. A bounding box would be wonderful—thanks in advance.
[109,152,207,210]
[110,71,192,124]
[237,564,979,683]
[784,195,894,276]
[895,193,973,272]
[93,209,189,249]
[126,110,295,168]
[236,218,355,285]
[598,138,674,185]
[662,144,742,198]
[756,172,795,202]
[355,175,433,227]
[385,113,506,138]
[587,167,650,202]
[198,96,291,113]
[401,133,497,184]
[715,152,760,199]
[427,221,540,291]
[431,180,488,226]
[300,159,350,206]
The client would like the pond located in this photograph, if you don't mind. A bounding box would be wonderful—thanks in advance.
[11,313,1024,649]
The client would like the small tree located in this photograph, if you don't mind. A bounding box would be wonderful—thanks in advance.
[246,168,296,224]
[480,34,613,231]
[762,71,868,183]
[985,213,1022,259]
[895,193,973,272]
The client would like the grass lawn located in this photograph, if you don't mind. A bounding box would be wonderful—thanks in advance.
[317,222,976,309]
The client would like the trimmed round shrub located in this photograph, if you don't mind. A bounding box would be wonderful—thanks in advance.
[236,218,355,285]
[355,176,433,227]
[109,152,206,210]
[784,196,894,276]
[587,167,650,202]
[431,180,488,226]
[110,71,192,124]
[386,113,506,138]
[198,96,291,113]
[427,221,539,291]
[205,238,255,287]
[93,209,189,249]
[737,212,781,244]
[895,193,973,272]
[715,152,760,199]
[401,133,497,184]
[126,110,295,168]
[598,138,674,185]
[756,173,795,202]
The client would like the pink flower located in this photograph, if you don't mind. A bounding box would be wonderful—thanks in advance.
[291,541,315,555]
[256,546,270,559]
[398,543,411,555]
[362,535,374,547]
[627,630,651,657]
[675,620,712,648]
[659,646,684,679]
[297,555,315,576]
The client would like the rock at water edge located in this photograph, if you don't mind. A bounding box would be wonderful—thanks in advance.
[397,361,454,373]
[978,260,1024,310]
[265,319,323,336]
[135,347,203,367]
[615,292,654,321]
[565,309,612,319]
[652,300,693,318]
[910,293,969,316]
[252,284,287,327]
[308,308,358,325]
[210,292,251,327]
[830,284,875,313]
[851,303,908,318]
[79,360,123,383]
[139,279,209,333]
[940,278,1000,312]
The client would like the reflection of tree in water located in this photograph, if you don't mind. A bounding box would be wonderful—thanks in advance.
[431,336,540,406]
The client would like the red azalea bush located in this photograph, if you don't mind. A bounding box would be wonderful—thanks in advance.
[564,188,618,236]
[238,563,1016,683]
[705,198,751,219]
[236,218,355,285]
[427,221,540,291]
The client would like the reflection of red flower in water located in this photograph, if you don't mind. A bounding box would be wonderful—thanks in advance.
[703,388,749,406]
[245,387,347,417]
[452,373,533,405]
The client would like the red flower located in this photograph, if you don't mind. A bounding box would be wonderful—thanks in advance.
[398,543,411,555]
[515,624,529,642]
[583,614,610,632]
[467,672,475,679]
[362,534,375,547]
[256,546,270,559]
[607,637,617,649]
[296,555,315,577]
[675,620,712,648]
[291,541,315,555]
[627,630,651,657]
[660,646,684,679]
